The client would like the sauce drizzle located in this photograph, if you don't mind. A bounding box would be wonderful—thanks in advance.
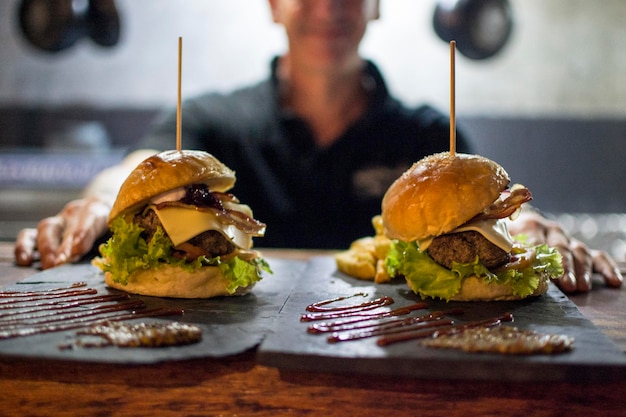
[301,296,395,322]
[305,292,369,311]
[302,294,571,354]
[329,317,454,343]
[302,294,518,347]
[301,301,427,323]
[377,313,514,346]
[0,283,184,340]
[310,308,460,334]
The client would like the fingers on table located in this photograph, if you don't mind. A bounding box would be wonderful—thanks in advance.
[590,249,624,289]
[14,198,110,270]
[14,228,38,266]
[555,248,578,293]
[570,239,592,293]
[36,216,66,269]
[58,201,108,264]
[542,222,576,293]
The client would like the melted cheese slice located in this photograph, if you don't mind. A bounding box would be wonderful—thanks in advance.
[418,218,514,252]
[149,204,253,250]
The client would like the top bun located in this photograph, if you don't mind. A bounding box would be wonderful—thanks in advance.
[109,150,236,222]
[381,152,510,242]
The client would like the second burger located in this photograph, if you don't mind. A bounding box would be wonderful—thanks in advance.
[382,152,564,301]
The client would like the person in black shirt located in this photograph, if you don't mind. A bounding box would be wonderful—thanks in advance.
[14,0,622,293]
[140,58,469,249]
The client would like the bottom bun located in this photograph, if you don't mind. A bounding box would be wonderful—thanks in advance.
[420,273,550,302]
[104,264,254,298]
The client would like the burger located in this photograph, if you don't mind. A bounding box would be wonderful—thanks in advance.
[381,152,563,301]
[93,150,270,298]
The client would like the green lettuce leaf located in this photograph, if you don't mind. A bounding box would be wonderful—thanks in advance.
[385,239,564,301]
[95,216,269,294]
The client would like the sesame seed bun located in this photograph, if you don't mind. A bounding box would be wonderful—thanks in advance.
[381,152,510,242]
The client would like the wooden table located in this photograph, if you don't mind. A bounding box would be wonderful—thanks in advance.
[1,242,625,417]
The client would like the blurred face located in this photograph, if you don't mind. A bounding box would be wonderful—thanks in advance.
[269,0,379,71]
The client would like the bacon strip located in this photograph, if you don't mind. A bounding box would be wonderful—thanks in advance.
[474,186,533,221]
[216,208,267,236]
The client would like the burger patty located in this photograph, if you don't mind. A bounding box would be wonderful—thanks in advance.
[426,231,510,270]
[134,209,235,258]
[133,209,161,241]
[186,230,235,258]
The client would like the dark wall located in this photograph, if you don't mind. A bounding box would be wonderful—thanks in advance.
[1,107,624,215]
[460,117,626,214]
[0,106,158,149]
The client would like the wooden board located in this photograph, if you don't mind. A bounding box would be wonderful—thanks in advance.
[0,258,305,363]
[258,256,626,382]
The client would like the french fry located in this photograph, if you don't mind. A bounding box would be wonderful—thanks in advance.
[335,215,393,281]
[335,249,376,280]
[374,259,391,283]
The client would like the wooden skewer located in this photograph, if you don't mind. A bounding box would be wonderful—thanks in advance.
[176,36,183,152]
[449,40,456,156]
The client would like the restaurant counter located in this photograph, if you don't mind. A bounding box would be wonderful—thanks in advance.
[0,242,625,417]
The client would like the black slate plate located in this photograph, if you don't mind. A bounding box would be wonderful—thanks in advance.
[257,256,626,382]
[0,257,305,363]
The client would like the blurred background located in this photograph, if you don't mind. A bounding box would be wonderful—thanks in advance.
[0,0,624,259]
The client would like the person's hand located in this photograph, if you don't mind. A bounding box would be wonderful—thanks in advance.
[507,210,623,293]
[14,196,111,269]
